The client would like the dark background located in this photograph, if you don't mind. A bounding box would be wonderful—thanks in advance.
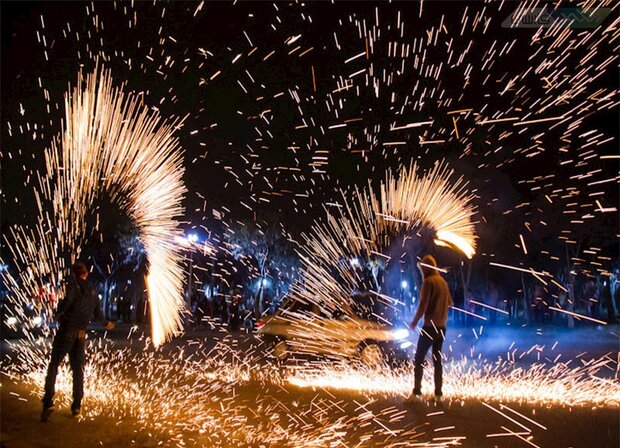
[1,1,618,274]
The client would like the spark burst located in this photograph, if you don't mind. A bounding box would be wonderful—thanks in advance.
[286,355,620,408]
[2,68,187,347]
[3,333,618,447]
[288,161,476,314]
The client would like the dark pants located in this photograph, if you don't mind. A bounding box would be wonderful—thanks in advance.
[42,328,86,410]
[413,326,445,396]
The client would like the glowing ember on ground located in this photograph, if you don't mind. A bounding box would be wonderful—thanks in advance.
[286,356,620,407]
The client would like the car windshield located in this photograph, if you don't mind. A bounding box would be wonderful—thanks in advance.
[350,293,392,324]
[278,294,394,324]
[278,299,331,318]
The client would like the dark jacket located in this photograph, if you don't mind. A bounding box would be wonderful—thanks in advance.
[413,255,453,328]
[56,277,106,330]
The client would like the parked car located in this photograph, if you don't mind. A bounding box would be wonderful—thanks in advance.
[256,292,413,365]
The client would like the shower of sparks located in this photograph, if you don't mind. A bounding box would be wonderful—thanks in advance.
[286,355,620,407]
[2,337,465,447]
[287,161,476,316]
[2,68,187,347]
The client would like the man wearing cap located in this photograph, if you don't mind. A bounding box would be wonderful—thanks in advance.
[406,255,452,403]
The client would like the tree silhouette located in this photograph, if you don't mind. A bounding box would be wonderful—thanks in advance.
[225,219,297,318]
[81,199,145,320]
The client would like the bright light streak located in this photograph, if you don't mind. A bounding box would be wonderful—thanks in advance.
[450,306,488,321]
[499,426,542,448]
[419,262,448,274]
[489,262,548,277]
[548,307,607,325]
[390,120,434,131]
[435,230,476,259]
[519,234,528,255]
[469,300,509,315]
[499,404,548,430]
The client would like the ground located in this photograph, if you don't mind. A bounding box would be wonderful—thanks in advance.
[1,323,618,448]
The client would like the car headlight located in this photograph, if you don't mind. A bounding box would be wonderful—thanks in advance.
[392,328,409,340]
[6,317,18,326]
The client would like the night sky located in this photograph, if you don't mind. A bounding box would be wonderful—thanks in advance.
[1,1,618,273]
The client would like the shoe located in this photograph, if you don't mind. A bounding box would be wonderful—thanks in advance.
[41,405,55,422]
[404,393,423,404]
[71,408,81,417]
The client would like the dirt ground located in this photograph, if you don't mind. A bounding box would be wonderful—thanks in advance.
[2,374,618,448]
[1,325,619,447]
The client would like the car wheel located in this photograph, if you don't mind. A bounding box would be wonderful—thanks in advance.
[360,342,383,366]
[273,339,289,361]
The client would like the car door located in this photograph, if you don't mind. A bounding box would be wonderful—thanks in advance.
[315,309,363,357]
